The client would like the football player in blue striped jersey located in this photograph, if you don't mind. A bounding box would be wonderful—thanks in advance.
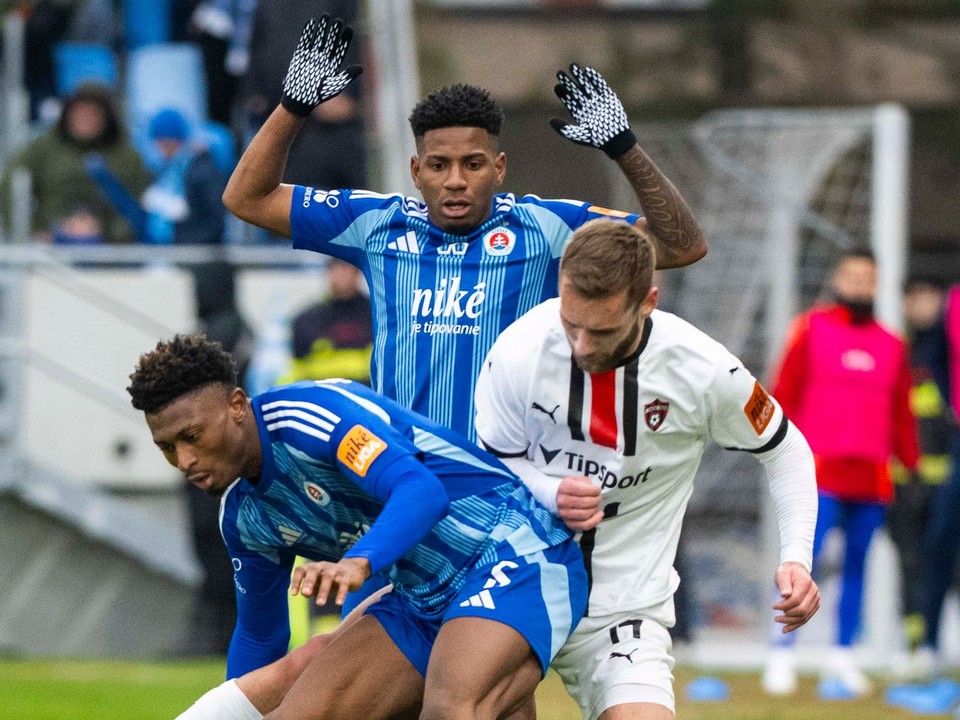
[129,334,586,720]
[223,14,706,443]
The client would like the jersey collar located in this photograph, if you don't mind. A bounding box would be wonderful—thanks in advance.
[613,315,653,369]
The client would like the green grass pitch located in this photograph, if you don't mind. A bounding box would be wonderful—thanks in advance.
[0,657,952,719]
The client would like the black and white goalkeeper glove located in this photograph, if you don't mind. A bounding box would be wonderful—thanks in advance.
[550,63,636,159]
[281,14,362,118]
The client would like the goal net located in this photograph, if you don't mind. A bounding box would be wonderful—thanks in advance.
[609,106,911,667]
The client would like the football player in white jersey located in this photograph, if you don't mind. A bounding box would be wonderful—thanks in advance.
[474,219,821,720]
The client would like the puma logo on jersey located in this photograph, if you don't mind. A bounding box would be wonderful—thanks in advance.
[532,402,560,423]
[609,648,640,663]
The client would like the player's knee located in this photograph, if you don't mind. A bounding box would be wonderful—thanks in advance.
[286,632,331,678]
[257,632,332,703]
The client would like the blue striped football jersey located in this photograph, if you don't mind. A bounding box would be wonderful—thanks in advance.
[290,188,640,439]
[220,378,571,677]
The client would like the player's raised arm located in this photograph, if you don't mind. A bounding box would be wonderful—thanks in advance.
[550,63,706,269]
[222,14,362,237]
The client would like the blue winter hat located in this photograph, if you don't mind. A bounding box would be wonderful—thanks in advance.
[149,108,189,141]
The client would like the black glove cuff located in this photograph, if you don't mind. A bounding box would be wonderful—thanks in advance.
[601,129,637,159]
[281,95,314,118]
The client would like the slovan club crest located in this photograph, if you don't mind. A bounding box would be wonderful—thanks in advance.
[303,481,331,506]
[644,398,669,431]
[482,226,516,256]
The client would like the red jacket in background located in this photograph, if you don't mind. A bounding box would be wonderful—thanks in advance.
[770,304,919,503]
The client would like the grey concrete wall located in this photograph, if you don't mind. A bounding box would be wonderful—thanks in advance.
[0,470,200,658]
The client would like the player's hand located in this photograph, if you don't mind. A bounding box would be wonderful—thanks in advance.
[772,561,820,633]
[281,14,362,118]
[556,475,603,532]
[290,557,371,606]
[549,63,637,159]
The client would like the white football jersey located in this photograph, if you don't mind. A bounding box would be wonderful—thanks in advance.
[475,299,788,616]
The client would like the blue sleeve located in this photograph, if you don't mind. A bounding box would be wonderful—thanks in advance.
[221,507,295,678]
[519,195,642,259]
[289,186,404,268]
[272,390,450,574]
[342,454,449,573]
[326,408,450,574]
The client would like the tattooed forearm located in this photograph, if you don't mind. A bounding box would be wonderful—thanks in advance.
[616,145,706,269]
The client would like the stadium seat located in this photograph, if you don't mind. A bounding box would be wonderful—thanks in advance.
[122,0,172,50]
[52,43,118,97]
[125,43,208,167]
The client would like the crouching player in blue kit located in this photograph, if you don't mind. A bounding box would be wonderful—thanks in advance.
[127,335,587,720]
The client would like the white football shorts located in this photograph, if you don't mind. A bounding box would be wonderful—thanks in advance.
[551,597,676,720]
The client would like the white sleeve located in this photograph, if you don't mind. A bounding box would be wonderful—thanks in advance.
[500,456,561,514]
[474,337,530,457]
[754,421,818,572]
[705,355,787,452]
[702,352,815,570]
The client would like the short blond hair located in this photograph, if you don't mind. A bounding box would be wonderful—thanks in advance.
[559,220,656,308]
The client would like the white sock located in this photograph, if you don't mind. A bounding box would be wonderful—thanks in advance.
[175,679,263,720]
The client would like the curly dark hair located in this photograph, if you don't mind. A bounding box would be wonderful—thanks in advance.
[408,84,504,138]
[128,334,237,413]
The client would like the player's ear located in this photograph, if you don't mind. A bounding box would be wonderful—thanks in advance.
[228,387,249,422]
[410,154,422,190]
[641,286,658,316]
[495,152,506,184]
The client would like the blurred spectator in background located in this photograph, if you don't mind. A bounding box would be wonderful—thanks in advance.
[50,202,103,244]
[910,281,960,679]
[179,260,254,656]
[243,0,366,189]
[762,248,919,698]
[0,82,151,242]
[185,0,258,125]
[279,257,372,385]
[142,107,229,244]
[21,0,75,121]
[20,0,120,122]
[193,261,255,383]
[887,278,951,679]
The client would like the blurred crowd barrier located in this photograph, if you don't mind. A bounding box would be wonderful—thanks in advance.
[0,245,329,488]
[0,246,332,659]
